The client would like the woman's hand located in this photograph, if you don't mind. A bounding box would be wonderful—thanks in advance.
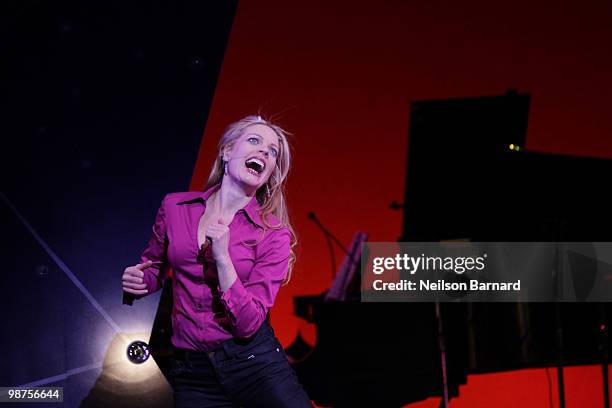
[122,260,152,295]
[205,219,231,266]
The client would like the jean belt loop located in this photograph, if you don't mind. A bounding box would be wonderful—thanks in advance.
[220,340,233,359]
[263,319,274,337]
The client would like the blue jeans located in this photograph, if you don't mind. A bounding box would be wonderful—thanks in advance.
[170,322,313,408]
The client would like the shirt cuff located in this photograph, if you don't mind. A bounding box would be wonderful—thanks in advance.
[219,277,249,321]
[142,268,157,294]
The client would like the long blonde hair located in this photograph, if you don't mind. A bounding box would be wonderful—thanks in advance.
[205,114,297,284]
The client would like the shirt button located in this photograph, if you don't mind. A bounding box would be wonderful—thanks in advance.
[197,303,202,309]
[198,324,203,330]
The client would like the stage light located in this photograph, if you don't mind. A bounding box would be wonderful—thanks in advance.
[126,341,151,364]
[101,332,160,385]
[85,333,173,403]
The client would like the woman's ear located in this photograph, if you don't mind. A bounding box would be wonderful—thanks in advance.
[221,143,234,161]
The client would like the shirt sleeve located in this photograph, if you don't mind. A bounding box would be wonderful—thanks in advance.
[138,194,170,297]
[219,227,291,338]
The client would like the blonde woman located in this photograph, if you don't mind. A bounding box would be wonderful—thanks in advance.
[122,115,312,407]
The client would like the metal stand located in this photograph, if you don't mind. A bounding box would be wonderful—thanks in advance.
[435,302,450,408]
[308,212,352,279]
[554,238,566,408]
[601,303,610,408]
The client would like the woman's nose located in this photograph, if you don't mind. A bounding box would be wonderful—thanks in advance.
[258,149,269,157]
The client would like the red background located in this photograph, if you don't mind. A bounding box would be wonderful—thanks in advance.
[189,1,612,406]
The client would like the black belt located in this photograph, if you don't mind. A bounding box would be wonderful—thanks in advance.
[173,347,221,361]
[172,320,274,360]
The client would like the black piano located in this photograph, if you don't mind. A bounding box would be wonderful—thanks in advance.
[289,91,612,407]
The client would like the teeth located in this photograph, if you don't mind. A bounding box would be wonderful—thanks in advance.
[246,158,265,167]
[245,157,265,174]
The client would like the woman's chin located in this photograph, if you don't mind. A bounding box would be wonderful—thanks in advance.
[233,174,266,191]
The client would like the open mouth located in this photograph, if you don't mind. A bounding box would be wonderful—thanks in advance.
[245,157,265,176]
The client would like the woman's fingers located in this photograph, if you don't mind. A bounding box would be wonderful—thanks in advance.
[123,274,145,284]
[205,223,231,263]
[205,224,229,239]
[136,260,153,270]
[123,281,147,290]
[123,263,147,282]
[124,266,144,278]
[123,287,149,295]
[122,261,151,295]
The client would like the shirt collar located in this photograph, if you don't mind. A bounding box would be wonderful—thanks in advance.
[178,184,264,229]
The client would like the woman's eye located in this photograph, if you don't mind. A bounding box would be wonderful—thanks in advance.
[247,137,259,144]
[270,148,279,157]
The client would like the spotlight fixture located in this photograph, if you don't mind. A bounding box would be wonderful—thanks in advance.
[126,341,150,364]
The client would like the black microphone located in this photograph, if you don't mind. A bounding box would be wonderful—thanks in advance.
[196,237,213,264]
[123,292,134,306]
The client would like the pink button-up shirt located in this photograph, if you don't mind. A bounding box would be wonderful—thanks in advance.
[138,184,291,351]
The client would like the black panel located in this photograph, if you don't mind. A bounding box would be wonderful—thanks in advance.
[1,1,237,405]
[400,91,612,374]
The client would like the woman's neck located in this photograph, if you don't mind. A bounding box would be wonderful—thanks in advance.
[215,178,255,218]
